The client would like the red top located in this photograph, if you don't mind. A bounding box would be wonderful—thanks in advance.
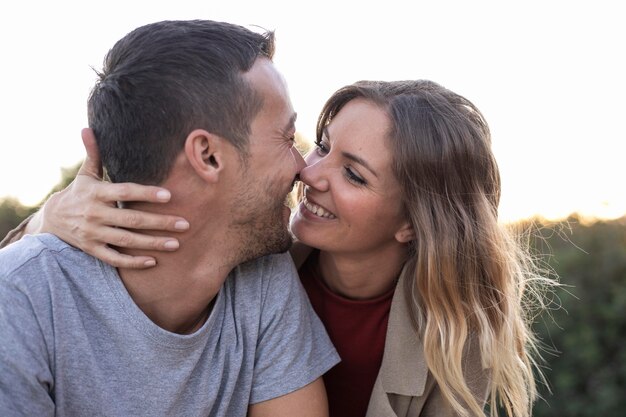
[299,253,394,417]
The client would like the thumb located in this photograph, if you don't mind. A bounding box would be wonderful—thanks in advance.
[79,127,103,179]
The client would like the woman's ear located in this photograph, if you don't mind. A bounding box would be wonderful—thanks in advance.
[184,129,226,184]
[394,222,415,243]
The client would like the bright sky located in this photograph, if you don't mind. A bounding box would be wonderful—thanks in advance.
[0,0,624,223]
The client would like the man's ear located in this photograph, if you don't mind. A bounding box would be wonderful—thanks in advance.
[184,129,229,183]
[394,222,415,243]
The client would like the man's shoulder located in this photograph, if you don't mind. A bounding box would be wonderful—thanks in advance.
[225,251,301,310]
[232,251,299,294]
[236,251,296,278]
[1,234,56,270]
[0,234,82,285]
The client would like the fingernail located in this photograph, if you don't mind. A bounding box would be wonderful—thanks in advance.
[144,259,157,267]
[156,190,171,201]
[174,220,190,230]
[164,240,180,250]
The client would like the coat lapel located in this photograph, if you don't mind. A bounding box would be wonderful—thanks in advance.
[366,272,429,416]
[381,272,428,395]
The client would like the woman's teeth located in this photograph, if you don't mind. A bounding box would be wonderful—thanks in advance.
[303,197,336,219]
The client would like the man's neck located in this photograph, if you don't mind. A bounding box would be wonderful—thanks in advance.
[111,153,253,334]
[116,215,242,335]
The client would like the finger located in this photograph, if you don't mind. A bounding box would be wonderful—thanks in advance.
[89,182,176,206]
[91,205,189,232]
[79,128,104,179]
[95,227,182,251]
[91,245,159,269]
[79,128,173,204]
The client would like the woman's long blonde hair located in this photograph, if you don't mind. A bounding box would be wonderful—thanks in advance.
[317,80,556,417]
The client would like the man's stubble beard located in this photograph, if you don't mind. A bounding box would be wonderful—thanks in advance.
[228,181,293,265]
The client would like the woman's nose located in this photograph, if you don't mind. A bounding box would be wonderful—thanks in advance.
[299,156,329,192]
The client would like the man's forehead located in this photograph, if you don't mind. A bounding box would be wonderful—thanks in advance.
[243,58,287,93]
[245,58,295,127]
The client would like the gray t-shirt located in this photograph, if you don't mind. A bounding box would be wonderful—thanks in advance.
[0,234,339,417]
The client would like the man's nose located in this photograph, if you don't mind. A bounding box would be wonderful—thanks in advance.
[290,146,307,175]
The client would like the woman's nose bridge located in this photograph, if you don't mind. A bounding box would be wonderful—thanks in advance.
[300,154,328,189]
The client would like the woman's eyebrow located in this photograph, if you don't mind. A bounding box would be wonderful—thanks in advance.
[324,126,378,178]
[342,151,378,178]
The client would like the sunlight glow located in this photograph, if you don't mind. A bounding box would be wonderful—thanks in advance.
[1,1,624,223]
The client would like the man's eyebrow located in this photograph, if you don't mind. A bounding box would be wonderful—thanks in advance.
[282,113,298,135]
[323,126,379,178]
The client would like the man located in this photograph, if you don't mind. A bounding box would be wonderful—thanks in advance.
[0,20,339,416]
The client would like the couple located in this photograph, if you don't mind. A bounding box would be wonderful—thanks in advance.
[0,19,550,417]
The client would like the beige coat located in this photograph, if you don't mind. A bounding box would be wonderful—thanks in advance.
[366,274,491,417]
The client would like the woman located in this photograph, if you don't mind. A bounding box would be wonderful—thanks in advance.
[3,80,554,417]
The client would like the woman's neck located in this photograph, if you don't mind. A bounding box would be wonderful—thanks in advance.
[316,246,407,300]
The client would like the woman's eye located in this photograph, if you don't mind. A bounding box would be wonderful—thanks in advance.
[314,139,329,155]
[345,167,367,185]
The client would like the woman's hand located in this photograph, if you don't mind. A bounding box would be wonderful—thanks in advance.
[38,128,189,269]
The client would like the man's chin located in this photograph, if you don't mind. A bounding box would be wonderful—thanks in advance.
[275,235,293,254]
[237,228,292,264]
[263,228,293,255]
